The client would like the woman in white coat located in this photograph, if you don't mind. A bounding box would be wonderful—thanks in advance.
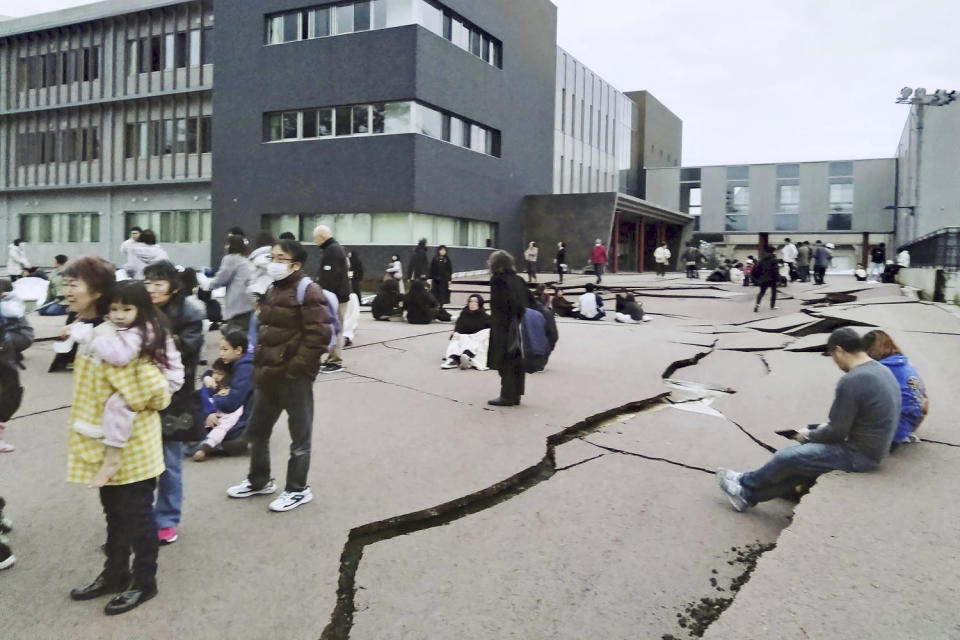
[6,239,30,281]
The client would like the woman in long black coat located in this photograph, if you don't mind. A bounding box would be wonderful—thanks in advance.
[429,245,453,305]
[487,250,530,407]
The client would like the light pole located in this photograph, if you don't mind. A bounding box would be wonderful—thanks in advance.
[895,87,956,245]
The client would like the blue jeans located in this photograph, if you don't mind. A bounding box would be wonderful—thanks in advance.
[740,442,878,505]
[155,441,184,529]
[38,302,68,316]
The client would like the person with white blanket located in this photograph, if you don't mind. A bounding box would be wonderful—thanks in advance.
[442,294,491,370]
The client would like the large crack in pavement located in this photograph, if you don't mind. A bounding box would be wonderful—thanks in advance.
[319,339,731,640]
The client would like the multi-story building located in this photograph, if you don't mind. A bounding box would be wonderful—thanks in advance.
[0,0,693,276]
[0,0,215,269]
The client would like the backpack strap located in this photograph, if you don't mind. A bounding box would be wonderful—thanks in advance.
[296,276,311,305]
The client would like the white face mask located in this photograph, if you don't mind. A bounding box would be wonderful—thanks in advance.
[266,262,292,281]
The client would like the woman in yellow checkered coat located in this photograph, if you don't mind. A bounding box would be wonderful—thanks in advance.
[61,257,170,616]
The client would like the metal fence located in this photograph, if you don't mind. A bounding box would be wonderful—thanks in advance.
[902,227,960,270]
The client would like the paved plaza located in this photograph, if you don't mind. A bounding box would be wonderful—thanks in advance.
[1,273,959,639]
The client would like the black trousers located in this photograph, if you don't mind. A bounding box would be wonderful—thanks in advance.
[814,266,826,285]
[657,263,667,277]
[434,279,451,305]
[594,263,604,283]
[498,356,525,402]
[556,264,563,283]
[100,478,159,588]
[525,261,537,281]
[798,265,810,282]
[686,264,698,278]
[247,378,314,492]
[755,282,777,308]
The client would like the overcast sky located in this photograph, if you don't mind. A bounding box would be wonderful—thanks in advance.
[3,0,958,166]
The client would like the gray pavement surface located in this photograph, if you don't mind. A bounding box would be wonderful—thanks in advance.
[0,273,958,639]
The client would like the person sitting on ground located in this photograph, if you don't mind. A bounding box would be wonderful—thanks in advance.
[371,278,402,321]
[404,279,441,325]
[575,282,605,321]
[742,256,756,287]
[193,359,243,461]
[523,294,559,373]
[442,294,491,370]
[707,260,731,282]
[854,264,868,282]
[550,287,575,318]
[729,262,745,285]
[190,331,253,459]
[39,254,70,316]
[862,330,928,450]
[615,293,650,323]
[716,328,901,511]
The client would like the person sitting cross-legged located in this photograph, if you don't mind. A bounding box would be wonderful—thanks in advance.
[716,328,901,511]
[575,283,605,321]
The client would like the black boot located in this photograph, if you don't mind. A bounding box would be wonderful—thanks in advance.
[70,571,131,601]
[487,397,515,407]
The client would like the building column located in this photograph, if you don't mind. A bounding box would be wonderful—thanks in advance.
[639,218,646,272]
[635,217,642,271]
[612,211,620,274]
[862,232,870,266]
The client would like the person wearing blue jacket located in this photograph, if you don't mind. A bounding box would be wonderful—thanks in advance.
[189,331,254,457]
[862,330,928,448]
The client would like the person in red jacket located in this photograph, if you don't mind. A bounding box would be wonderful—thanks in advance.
[590,238,608,284]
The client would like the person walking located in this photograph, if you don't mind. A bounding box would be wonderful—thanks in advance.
[312,225,349,374]
[683,244,701,279]
[752,249,779,312]
[347,250,365,300]
[555,242,567,283]
[796,241,811,282]
[6,240,30,281]
[203,235,254,336]
[716,328,901,511]
[63,257,169,615]
[385,255,405,295]
[429,245,453,306]
[487,251,529,407]
[590,238,608,284]
[813,241,833,285]
[409,238,429,283]
[523,242,539,282]
[226,239,333,512]
[869,242,886,282]
[653,241,671,278]
[143,261,205,546]
[0,279,34,453]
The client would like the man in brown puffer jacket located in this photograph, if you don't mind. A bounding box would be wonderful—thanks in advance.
[226,239,333,512]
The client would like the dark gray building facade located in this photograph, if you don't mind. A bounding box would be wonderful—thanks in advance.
[212,0,557,270]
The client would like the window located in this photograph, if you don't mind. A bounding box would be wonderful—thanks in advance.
[828,162,853,230]
[262,212,495,247]
[20,213,100,243]
[335,106,352,136]
[419,0,443,36]
[416,104,443,138]
[201,27,214,65]
[725,166,749,231]
[336,4,355,34]
[312,7,331,37]
[199,116,212,153]
[175,118,187,153]
[302,110,319,138]
[189,30,202,66]
[318,109,334,136]
[125,210,211,243]
[164,33,176,70]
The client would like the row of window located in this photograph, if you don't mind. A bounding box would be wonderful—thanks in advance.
[17,209,213,244]
[126,28,214,75]
[125,210,212,243]
[15,127,100,166]
[19,212,100,243]
[264,101,501,157]
[16,47,100,90]
[262,212,495,248]
[124,116,212,158]
[265,0,502,68]
[558,154,617,193]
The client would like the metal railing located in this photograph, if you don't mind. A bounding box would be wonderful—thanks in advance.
[901,226,960,270]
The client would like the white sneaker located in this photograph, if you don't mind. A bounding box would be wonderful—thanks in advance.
[716,468,749,512]
[226,478,277,499]
[440,358,458,370]
[269,488,313,512]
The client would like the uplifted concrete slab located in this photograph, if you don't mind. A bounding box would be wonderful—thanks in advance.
[668,348,767,392]
[817,302,960,334]
[351,453,793,640]
[741,312,819,333]
[716,330,793,352]
[705,443,960,640]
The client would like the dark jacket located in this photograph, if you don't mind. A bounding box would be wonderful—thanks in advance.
[203,351,254,439]
[371,280,402,320]
[753,254,779,285]
[454,308,490,335]
[404,288,440,325]
[158,295,205,436]
[349,254,364,292]
[255,271,333,384]
[429,254,453,283]
[556,247,566,265]
[409,245,429,280]
[616,295,645,321]
[488,270,530,370]
[318,237,350,303]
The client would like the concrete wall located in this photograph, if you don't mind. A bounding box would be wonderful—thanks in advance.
[898,267,960,305]
[1,183,211,271]
[896,100,960,246]
[645,167,680,211]
[627,91,682,171]
[212,0,557,267]
[523,193,617,270]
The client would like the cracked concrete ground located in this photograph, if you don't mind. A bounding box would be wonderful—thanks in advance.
[1,274,958,639]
